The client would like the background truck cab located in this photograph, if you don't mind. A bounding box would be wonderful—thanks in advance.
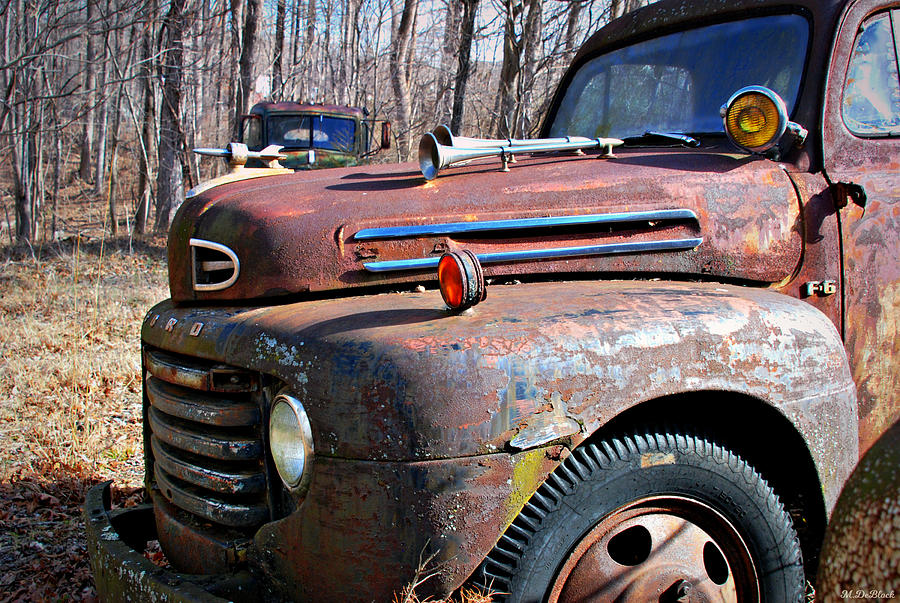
[86,0,900,601]
[239,102,390,169]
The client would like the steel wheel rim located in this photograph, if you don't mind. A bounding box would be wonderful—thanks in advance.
[547,495,759,603]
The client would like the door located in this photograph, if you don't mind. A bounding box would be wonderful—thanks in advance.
[823,0,900,453]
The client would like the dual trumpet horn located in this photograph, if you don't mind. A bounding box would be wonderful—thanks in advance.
[418,124,623,180]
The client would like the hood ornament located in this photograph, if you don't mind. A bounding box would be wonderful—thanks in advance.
[187,143,292,198]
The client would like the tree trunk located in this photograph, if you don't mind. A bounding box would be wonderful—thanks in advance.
[78,0,96,183]
[155,0,186,234]
[519,0,542,136]
[450,0,478,135]
[565,0,583,59]
[235,0,260,138]
[228,0,244,138]
[611,0,645,20]
[435,0,461,125]
[134,16,155,236]
[495,0,522,138]
[94,32,110,198]
[300,0,316,100]
[389,0,418,159]
[273,0,285,100]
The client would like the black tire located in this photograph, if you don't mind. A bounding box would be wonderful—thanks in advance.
[476,431,804,602]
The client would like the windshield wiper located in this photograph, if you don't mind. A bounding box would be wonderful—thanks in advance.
[623,131,700,147]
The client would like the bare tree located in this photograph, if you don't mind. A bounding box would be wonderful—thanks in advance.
[0,0,663,245]
[450,0,479,135]
[390,0,418,158]
[78,0,97,183]
[235,0,260,138]
[134,11,156,235]
[272,0,286,100]
[155,0,188,233]
[433,0,460,125]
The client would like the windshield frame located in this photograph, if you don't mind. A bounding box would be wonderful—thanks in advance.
[542,8,814,142]
[266,113,359,153]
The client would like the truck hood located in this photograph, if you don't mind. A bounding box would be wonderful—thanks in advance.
[168,148,802,302]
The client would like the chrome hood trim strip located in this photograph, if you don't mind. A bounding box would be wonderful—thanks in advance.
[354,209,698,240]
[363,237,703,273]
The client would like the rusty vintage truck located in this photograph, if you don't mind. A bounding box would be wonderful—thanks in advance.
[85,0,900,600]
[238,102,391,170]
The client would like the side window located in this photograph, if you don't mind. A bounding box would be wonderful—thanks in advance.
[842,10,900,135]
[241,116,263,149]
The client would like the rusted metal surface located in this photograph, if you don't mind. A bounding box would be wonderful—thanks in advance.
[152,490,256,575]
[142,280,857,511]
[253,447,564,602]
[547,496,755,602]
[821,0,900,454]
[168,149,802,302]
[776,173,843,330]
[816,419,900,601]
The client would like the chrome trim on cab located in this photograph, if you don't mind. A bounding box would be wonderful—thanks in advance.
[363,237,704,273]
[354,209,698,240]
[190,238,240,292]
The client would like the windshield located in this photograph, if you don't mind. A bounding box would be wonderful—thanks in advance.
[267,114,357,153]
[548,14,809,140]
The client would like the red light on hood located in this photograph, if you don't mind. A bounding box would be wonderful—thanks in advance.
[438,250,486,311]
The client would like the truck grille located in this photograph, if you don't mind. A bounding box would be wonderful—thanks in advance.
[144,346,271,531]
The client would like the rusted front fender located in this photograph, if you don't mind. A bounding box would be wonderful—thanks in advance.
[83,482,258,602]
[144,280,857,508]
[141,280,858,599]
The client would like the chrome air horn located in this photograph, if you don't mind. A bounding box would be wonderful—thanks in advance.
[430,124,595,148]
[418,128,623,180]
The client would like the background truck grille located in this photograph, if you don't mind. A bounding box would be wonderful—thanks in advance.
[144,346,270,531]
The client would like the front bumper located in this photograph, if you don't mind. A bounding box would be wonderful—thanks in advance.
[84,482,260,602]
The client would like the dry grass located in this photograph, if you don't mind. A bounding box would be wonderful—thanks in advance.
[0,236,168,600]
[0,237,493,602]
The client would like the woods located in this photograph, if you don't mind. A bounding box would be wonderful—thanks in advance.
[0,0,651,245]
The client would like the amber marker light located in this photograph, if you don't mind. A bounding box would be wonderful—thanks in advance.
[438,250,486,311]
[721,86,788,153]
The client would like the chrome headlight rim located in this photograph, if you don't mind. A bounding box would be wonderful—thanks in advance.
[269,391,314,493]
[720,85,788,153]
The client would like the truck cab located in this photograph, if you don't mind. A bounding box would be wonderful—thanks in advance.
[239,102,390,169]
[86,0,900,601]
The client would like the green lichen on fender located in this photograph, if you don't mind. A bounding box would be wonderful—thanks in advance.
[505,447,553,526]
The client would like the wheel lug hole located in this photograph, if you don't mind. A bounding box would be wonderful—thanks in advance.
[607,525,652,566]
[703,541,730,585]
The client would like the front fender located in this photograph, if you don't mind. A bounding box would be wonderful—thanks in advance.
[144,280,856,505]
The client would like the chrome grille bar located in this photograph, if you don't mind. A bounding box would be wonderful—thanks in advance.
[363,237,703,273]
[144,346,269,533]
[155,465,269,528]
[151,437,267,496]
[354,209,698,240]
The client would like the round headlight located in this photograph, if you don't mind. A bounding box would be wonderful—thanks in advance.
[269,393,313,490]
[720,86,788,153]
